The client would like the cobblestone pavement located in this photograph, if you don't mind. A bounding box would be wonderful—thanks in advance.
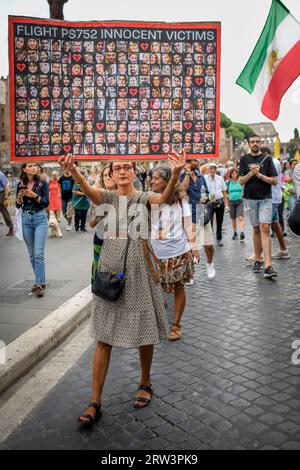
[1,217,300,450]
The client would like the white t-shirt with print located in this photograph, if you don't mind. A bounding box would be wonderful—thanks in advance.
[150,200,191,260]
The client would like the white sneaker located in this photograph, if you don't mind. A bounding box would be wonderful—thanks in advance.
[206,263,216,279]
[66,225,72,231]
[272,250,291,259]
[185,279,194,286]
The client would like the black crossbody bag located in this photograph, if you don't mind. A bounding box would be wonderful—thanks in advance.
[92,195,142,301]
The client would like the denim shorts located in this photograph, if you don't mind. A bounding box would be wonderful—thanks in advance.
[272,203,280,223]
[245,199,273,226]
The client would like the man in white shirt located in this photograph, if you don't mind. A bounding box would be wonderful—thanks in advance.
[270,153,290,259]
[205,163,229,246]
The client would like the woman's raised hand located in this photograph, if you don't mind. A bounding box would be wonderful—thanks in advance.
[168,150,187,179]
[58,153,76,173]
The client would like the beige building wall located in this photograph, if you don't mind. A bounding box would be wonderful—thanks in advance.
[0,76,10,170]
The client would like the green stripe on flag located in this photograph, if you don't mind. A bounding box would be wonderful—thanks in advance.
[236,0,289,93]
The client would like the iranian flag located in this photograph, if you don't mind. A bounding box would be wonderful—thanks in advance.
[236,0,300,121]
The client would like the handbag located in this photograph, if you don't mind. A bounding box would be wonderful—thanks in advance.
[287,196,300,236]
[92,194,143,301]
[199,202,213,226]
[13,207,24,241]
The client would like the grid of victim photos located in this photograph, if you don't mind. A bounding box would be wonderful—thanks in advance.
[14,35,217,158]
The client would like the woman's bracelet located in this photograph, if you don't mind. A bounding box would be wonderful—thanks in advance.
[74,176,86,185]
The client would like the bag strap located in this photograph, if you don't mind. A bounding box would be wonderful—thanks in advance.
[142,240,160,285]
[259,155,269,167]
[122,193,144,275]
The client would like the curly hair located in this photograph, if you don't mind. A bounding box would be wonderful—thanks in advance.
[153,164,186,204]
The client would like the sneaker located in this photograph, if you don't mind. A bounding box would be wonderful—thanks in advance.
[217,240,223,247]
[81,228,88,232]
[185,279,194,286]
[253,261,263,273]
[66,225,72,231]
[35,285,44,297]
[240,232,245,241]
[232,232,238,240]
[264,266,278,278]
[75,227,79,232]
[246,254,264,263]
[206,263,216,279]
[272,250,291,259]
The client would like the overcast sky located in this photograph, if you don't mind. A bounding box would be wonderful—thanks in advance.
[1,0,300,142]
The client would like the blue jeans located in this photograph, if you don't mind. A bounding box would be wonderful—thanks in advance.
[22,210,48,285]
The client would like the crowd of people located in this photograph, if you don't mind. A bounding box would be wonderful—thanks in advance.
[1,139,300,293]
[1,137,300,426]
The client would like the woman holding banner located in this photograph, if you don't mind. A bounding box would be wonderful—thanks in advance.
[59,152,186,427]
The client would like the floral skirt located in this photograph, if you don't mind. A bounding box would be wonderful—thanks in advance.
[157,251,194,294]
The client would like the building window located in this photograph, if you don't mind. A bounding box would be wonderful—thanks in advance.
[1,136,5,142]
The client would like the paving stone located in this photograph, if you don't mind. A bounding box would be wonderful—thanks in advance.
[1,217,300,450]
[259,413,285,426]
[280,441,300,450]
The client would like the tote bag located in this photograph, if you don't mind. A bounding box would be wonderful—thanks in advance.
[13,207,24,241]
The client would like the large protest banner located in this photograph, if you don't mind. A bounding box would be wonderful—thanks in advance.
[9,16,221,162]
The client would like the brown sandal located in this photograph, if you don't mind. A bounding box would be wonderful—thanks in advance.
[168,324,182,341]
[134,384,153,409]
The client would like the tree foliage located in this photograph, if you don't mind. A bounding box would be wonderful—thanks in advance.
[221,112,254,144]
[220,112,232,129]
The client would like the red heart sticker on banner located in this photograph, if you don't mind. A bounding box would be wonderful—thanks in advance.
[195,77,204,86]
[41,100,50,108]
[184,122,193,130]
[129,88,138,97]
[16,63,26,72]
[73,53,82,62]
[140,43,149,51]
[151,144,160,153]
[96,122,105,131]
[63,145,72,153]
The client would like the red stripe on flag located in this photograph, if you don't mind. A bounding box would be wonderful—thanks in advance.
[261,40,300,120]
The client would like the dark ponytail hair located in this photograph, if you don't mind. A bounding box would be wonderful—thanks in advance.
[230,167,239,178]
[19,163,40,185]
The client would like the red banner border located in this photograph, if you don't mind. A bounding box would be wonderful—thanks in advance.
[9,16,221,163]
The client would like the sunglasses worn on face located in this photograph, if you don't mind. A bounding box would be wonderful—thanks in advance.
[113,165,133,173]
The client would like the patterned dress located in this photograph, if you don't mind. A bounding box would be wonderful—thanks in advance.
[89,190,168,348]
